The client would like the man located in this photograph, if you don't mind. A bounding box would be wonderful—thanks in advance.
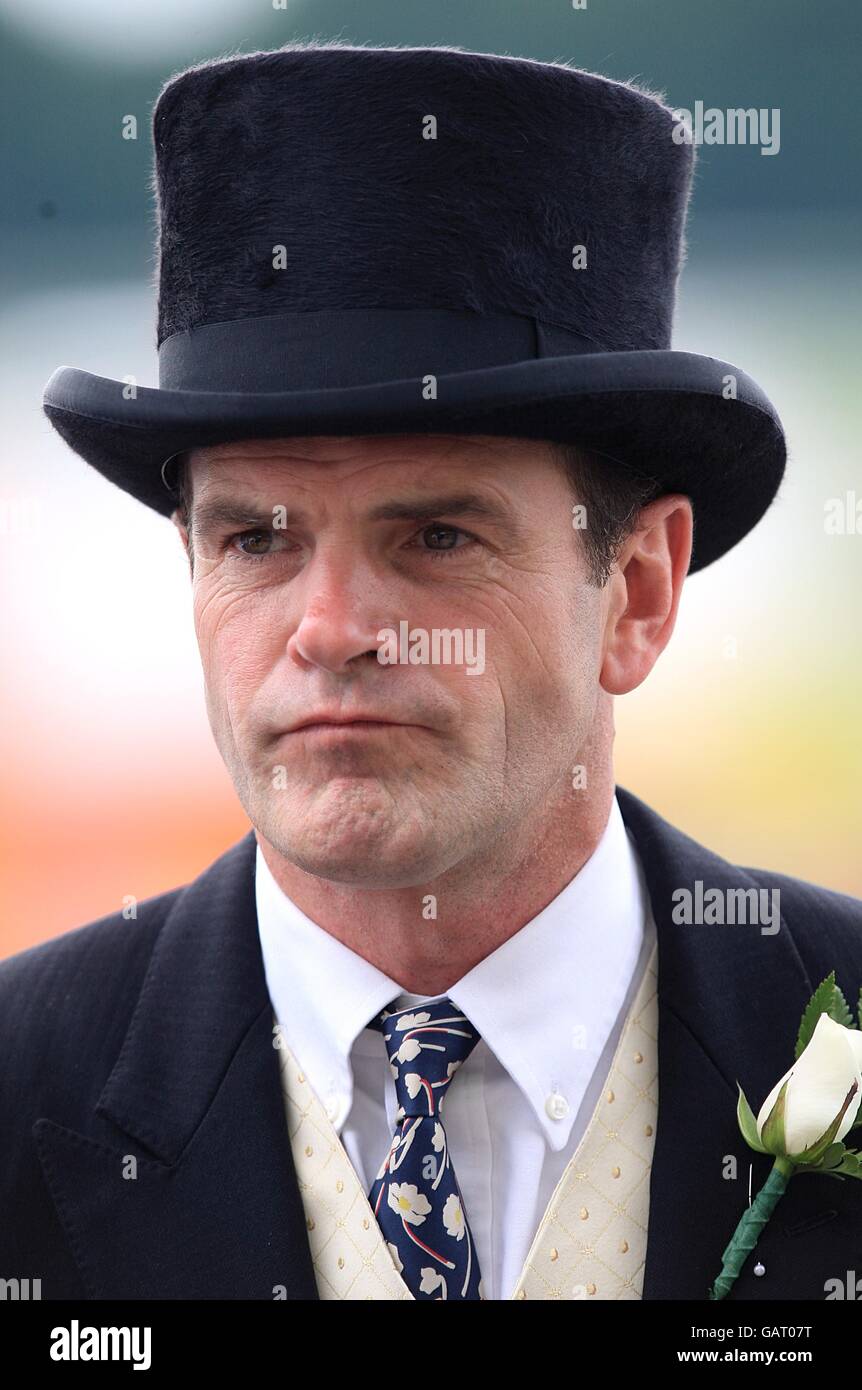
[2,42,861,1302]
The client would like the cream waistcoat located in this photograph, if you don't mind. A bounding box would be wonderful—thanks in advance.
[275,940,658,1300]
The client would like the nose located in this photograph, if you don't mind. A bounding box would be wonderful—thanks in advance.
[286,550,389,674]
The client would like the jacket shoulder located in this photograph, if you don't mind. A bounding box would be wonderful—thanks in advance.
[0,832,256,1083]
[742,864,862,983]
[0,884,185,1108]
[617,785,862,984]
[0,883,181,1010]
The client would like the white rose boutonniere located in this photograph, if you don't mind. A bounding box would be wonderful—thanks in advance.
[710,972,862,1300]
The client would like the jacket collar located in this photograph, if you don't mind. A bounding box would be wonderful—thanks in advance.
[96,831,264,1164]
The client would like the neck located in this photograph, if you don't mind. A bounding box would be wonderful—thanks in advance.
[256,764,616,996]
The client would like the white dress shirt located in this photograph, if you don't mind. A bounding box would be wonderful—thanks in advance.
[256,790,656,1300]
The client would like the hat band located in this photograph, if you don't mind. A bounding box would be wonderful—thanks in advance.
[157,307,602,392]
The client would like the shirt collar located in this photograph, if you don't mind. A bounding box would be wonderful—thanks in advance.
[443,794,649,1148]
[256,847,402,1129]
[256,790,649,1147]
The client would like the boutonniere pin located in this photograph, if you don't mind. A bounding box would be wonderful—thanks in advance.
[710,972,862,1300]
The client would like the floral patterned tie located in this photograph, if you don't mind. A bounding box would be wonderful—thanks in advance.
[367,996,484,1300]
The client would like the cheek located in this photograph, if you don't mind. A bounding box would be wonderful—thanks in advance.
[501,584,603,721]
[193,586,283,715]
[446,593,577,744]
[506,576,596,671]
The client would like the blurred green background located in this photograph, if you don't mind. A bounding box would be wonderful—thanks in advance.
[1,0,860,952]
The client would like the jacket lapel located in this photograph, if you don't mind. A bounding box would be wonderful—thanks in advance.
[617,787,862,1300]
[34,831,319,1300]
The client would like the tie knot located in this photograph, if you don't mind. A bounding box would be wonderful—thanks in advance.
[369,996,481,1117]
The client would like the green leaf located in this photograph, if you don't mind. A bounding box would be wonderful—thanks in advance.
[796,974,837,1059]
[795,973,855,1059]
[832,1149,862,1180]
[793,1145,859,1181]
[736,1083,769,1154]
[760,1078,789,1155]
[818,1142,848,1169]
[830,982,855,1030]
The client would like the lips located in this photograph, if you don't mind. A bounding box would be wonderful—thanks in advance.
[289,714,409,732]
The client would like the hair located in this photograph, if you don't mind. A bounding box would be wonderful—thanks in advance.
[169,440,663,586]
[171,451,190,520]
[554,442,664,585]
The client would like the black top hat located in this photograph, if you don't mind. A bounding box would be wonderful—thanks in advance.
[42,42,785,573]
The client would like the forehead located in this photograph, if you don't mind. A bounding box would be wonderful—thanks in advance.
[184,433,559,479]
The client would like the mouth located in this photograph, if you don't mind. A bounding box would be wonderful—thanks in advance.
[287,717,425,735]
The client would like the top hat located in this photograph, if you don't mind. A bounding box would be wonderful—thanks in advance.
[41,42,786,573]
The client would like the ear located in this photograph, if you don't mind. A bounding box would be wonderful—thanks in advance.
[599,494,692,695]
[171,509,192,569]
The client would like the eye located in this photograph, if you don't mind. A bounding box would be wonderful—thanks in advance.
[408,524,480,559]
[228,529,288,558]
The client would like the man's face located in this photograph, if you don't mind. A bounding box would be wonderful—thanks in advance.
[178,434,613,887]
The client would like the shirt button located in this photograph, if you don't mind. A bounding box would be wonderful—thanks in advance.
[326,1097,346,1127]
[545,1092,570,1121]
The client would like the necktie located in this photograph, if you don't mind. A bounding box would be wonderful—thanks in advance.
[367,996,485,1300]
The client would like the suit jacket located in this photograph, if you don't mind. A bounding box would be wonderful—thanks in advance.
[2,787,861,1300]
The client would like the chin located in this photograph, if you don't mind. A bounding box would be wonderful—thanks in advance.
[286,841,444,889]
[262,803,451,887]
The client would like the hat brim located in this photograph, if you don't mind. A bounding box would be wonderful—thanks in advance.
[42,349,785,574]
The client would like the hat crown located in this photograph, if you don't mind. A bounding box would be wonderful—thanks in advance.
[151,43,694,354]
[42,43,784,575]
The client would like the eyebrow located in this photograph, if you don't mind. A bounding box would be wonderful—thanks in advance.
[190,491,522,538]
